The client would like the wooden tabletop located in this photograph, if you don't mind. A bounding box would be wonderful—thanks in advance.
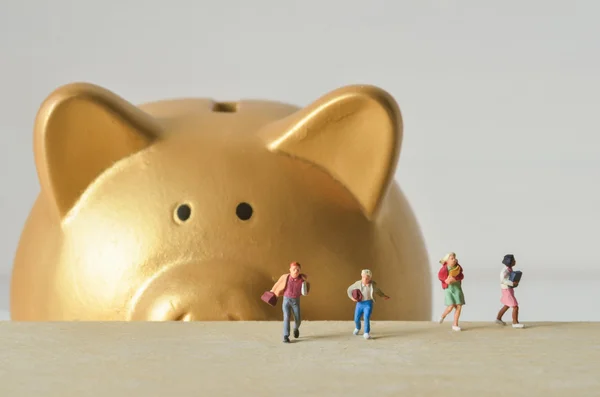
[0,321,598,396]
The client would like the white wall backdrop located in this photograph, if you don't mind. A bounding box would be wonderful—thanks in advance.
[1,0,598,321]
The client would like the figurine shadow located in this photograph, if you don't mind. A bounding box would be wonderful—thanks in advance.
[369,327,442,339]
[299,333,351,341]
[455,323,497,331]
[435,323,514,332]
[510,321,571,329]
[438,321,572,331]
[300,326,443,341]
[279,321,575,344]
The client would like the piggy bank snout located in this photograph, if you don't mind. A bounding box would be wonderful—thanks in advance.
[127,262,276,321]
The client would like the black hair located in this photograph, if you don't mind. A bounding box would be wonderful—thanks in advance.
[502,254,515,267]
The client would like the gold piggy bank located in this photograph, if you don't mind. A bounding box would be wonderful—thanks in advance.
[10,82,431,321]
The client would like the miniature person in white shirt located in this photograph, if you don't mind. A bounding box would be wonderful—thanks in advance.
[496,254,524,328]
[346,269,390,339]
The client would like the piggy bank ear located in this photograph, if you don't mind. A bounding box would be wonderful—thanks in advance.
[33,82,162,218]
[262,85,402,219]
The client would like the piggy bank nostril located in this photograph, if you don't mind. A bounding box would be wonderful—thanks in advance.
[212,102,238,113]
[175,313,193,321]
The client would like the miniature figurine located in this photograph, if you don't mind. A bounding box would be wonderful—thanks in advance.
[347,269,390,339]
[269,262,310,343]
[496,254,524,328]
[437,252,465,331]
[10,82,432,322]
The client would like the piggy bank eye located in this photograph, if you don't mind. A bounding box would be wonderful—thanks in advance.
[175,204,192,223]
[236,202,253,221]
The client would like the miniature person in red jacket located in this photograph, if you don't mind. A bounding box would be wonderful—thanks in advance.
[270,262,310,343]
[437,252,466,331]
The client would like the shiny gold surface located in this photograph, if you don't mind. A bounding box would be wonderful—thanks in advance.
[10,82,431,321]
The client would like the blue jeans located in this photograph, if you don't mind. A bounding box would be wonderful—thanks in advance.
[354,300,373,333]
[282,297,301,337]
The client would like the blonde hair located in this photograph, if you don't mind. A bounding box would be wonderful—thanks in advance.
[439,252,456,265]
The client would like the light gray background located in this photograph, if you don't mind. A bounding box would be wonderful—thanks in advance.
[0,0,598,322]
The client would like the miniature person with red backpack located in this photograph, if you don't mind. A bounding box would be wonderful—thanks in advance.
[437,252,466,331]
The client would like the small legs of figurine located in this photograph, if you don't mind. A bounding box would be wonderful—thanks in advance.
[283,328,300,343]
[282,296,302,343]
[439,304,463,331]
[496,305,524,328]
[353,299,374,339]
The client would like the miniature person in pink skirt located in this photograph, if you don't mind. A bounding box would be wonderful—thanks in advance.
[496,254,524,328]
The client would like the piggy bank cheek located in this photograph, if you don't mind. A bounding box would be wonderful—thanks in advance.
[56,202,170,311]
